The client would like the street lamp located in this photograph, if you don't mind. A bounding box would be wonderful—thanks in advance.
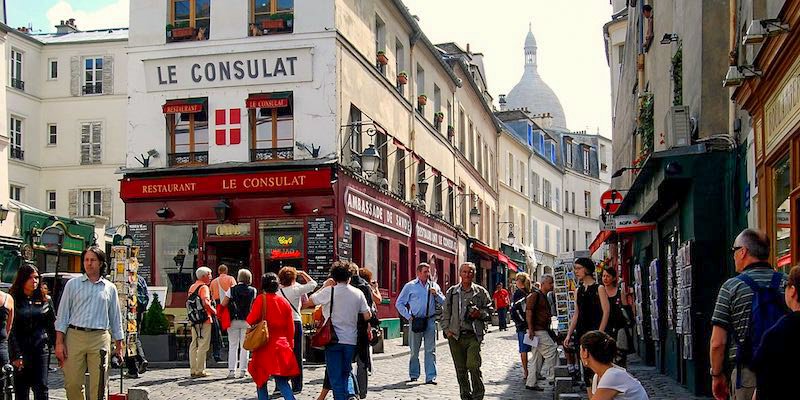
[469,206,481,226]
[361,144,381,175]
[0,204,8,224]
[498,221,515,245]
[213,198,231,222]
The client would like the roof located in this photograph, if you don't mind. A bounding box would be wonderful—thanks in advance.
[33,28,129,44]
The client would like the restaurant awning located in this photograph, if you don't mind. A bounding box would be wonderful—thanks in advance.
[471,242,518,272]
[589,217,657,256]
[246,93,291,109]
[162,98,206,114]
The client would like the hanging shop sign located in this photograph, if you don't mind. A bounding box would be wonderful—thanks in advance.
[765,57,800,150]
[206,223,251,237]
[416,221,457,255]
[246,95,290,109]
[144,48,313,92]
[344,187,412,237]
[121,168,332,201]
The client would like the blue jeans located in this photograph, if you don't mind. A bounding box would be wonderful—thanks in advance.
[498,307,508,330]
[408,317,437,382]
[257,376,294,400]
[325,343,357,400]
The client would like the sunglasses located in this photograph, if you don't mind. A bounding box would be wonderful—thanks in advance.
[730,246,743,253]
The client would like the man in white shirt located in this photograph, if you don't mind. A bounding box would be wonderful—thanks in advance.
[278,267,317,393]
[306,262,371,400]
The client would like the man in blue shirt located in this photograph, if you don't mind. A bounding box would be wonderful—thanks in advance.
[396,263,446,384]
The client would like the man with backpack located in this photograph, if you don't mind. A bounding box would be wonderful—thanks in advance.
[710,229,788,400]
[187,266,217,378]
[525,274,557,391]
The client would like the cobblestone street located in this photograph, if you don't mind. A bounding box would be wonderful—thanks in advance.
[47,329,709,400]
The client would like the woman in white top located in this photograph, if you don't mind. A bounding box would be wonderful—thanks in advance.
[221,269,257,378]
[580,330,649,400]
[278,267,317,393]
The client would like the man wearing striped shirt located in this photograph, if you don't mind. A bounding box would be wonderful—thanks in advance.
[55,247,124,400]
[710,229,787,400]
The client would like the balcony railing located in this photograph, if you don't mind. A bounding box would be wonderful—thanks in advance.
[250,147,294,162]
[83,83,103,95]
[9,147,24,160]
[168,151,209,166]
[11,79,24,91]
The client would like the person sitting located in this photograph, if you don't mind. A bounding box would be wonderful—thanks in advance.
[579,330,649,400]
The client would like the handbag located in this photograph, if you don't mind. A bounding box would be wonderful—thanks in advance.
[410,283,432,333]
[215,280,231,331]
[311,287,336,350]
[243,294,269,351]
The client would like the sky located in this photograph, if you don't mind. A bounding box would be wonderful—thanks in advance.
[6,0,613,136]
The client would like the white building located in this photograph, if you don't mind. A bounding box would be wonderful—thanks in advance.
[5,19,128,236]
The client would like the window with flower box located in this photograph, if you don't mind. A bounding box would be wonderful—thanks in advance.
[250,0,293,36]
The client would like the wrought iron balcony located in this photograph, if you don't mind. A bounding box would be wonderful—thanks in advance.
[9,147,24,160]
[83,83,103,95]
[250,147,293,162]
[10,79,24,91]
[168,151,209,166]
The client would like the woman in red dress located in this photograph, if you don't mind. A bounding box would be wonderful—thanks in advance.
[247,272,300,400]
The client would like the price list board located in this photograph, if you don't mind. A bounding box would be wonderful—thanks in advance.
[338,218,352,262]
[307,216,335,284]
[128,223,152,282]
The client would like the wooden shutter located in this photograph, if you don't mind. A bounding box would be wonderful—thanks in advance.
[102,55,113,94]
[70,56,80,97]
[92,123,102,163]
[68,189,78,217]
[101,188,112,218]
[80,123,91,164]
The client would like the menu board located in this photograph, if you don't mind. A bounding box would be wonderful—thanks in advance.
[128,223,152,282]
[338,218,352,262]
[307,216,335,283]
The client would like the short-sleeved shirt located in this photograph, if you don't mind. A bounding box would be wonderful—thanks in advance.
[591,366,649,400]
[188,281,213,324]
[711,263,787,358]
[493,289,510,309]
[310,283,369,346]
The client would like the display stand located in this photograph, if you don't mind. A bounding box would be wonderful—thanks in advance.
[676,241,693,359]
[111,245,140,359]
[553,254,578,334]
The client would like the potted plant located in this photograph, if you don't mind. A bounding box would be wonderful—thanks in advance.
[397,71,408,85]
[139,294,178,361]
[166,24,174,39]
[376,50,389,66]
[434,112,444,124]
[447,125,455,138]
[418,94,427,106]
[171,21,195,40]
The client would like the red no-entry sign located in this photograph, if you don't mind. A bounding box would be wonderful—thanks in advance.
[600,190,625,214]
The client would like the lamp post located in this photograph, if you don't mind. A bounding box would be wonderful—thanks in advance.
[40,225,65,299]
[498,221,516,247]
[361,144,381,176]
[0,204,9,224]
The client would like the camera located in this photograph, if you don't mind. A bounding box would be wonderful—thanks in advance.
[465,302,480,321]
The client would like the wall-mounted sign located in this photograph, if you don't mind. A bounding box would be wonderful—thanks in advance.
[206,223,251,237]
[264,230,303,260]
[246,97,289,109]
[614,215,656,234]
[121,168,332,201]
[345,188,411,237]
[765,59,800,149]
[144,48,313,92]
[416,221,457,255]
[162,102,203,114]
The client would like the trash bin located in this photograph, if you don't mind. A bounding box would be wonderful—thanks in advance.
[401,324,409,347]
[372,327,387,354]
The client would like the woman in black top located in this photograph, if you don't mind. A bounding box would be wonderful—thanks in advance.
[9,263,54,400]
[601,266,630,367]
[221,269,257,379]
[564,258,609,395]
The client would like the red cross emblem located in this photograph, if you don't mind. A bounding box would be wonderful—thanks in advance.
[215,108,241,145]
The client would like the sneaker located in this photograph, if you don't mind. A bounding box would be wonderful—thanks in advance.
[227,371,236,379]
[525,386,544,391]
[425,379,437,385]
[125,372,140,379]
[139,360,148,373]
[237,371,247,379]
[196,372,209,378]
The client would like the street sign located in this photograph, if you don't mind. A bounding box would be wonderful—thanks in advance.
[600,190,625,214]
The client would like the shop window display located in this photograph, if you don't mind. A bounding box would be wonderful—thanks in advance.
[774,154,792,272]
[155,224,199,304]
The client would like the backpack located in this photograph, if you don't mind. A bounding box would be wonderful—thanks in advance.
[186,284,209,325]
[510,291,529,326]
[735,272,788,366]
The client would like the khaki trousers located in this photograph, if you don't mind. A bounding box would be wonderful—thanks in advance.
[189,323,212,375]
[63,328,111,400]
[731,366,756,400]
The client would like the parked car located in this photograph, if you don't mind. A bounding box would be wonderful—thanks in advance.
[41,272,84,310]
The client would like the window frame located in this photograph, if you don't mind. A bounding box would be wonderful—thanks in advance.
[47,190,57,211]
[47,123,58,146]
[10,48,23,90]
[48,58,58,80]
[82,56,103,95]
[79,189,103,217]
[9,185,22,202]
[583,146,591,173]
[166,99,210,166]
[249,93,294,162]
[9,116,23,160]
[584,191,592,217]
[170,0,211,40]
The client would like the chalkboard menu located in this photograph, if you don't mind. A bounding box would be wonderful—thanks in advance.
[128,223,152,282]
[338,218,352,262]
[307,217,335,283]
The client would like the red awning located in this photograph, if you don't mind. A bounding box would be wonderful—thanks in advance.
[589,230,614,256]
[617,223,657,234]
[162,99,205,114]
[471,242,518,272]
[778,253,792,268]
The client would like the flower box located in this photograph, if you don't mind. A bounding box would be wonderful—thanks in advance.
[262,19,285,30]
[171,27,196,39]
[418,94,427,106]
[397,72,408,85]
[377,51,389,66]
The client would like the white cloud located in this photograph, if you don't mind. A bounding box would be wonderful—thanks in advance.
[46,0,129,31]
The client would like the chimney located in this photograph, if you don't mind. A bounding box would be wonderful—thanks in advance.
[466,43,471,54]
[55,18,79,34]
[531,112,553,129]
[498,94,507,111]
[16,27,29,33]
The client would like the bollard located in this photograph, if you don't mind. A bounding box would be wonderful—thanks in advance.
[554,366,571,378]
[554,377,572,397]
[127,387,150,400]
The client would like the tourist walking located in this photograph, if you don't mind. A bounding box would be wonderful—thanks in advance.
[752,264,800,400]
[187,267,217,378]
[526,274,557,391]
[306,261,372,400]
[248,273,300,400]
[710,229,787,400]
[564,257,610,396]
[221,269,257,379]
[278,266,317,392]
[510,273,532,381]
[9,263,54,400]
[0,265,14,366]
[441,262,492,400]
[601,266,631,367]
[54,247,124,400]
[492,283,510,331]
[209,264,236,362]
[396,263,446,385]
[353,267,381,398]
[580,330,649,400]
[125,274,149,378]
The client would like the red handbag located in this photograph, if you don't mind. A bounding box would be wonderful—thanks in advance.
[217,303,231,331]
[311,287,336,349]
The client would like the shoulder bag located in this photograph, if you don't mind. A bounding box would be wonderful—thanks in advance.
[243,294,270,351]
[311,286,336,349]
[411,283,431,333]
[216,280,231,331]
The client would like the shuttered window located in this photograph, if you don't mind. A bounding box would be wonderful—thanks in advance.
[80,189,102,217]
[80,122,102,164]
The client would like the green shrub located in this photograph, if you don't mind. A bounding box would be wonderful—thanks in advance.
[141,294,170,335]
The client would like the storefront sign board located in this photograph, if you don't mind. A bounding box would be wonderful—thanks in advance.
[344,188,412,237]
[765,58,800,151]
[416,221,457,255]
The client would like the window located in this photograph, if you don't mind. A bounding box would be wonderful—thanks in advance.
[572,192,576,214]
[10,49,23,90]
[417,160,427,203]
[80,122,102,164]
[83,57,103,94]
[447,185,454,223]
[545,225,550,253]
[9,185,22,202]
[47,191,57,211]
[550,141,557,163]
[531,172,540,203]
[166,98,209,166]
[468,121,475,163]
[375,15,386,73]
[476,136,483,176]
[483,144,489,179]
[377,130,388,178]
[599,144,607,171]
[347,104,362,166]
[531,219,538,248]
[433,175,443,214]
[555,189,560,212]
[80,189,102,217]
[564,190,569,212]
[566,229,570,252]
[573,230,577,252]
[556,229,561,254]
[395,149,406,198]
[249,93,294,161]
[518,160,525,193]
[458,109,466,153]
[527,124,533,146]
[47,124,58,146]
[583,146,591,174]
[416,64,425,112]
[170,0,211,41]
[48,59,58,80]
[543,179,552,209]
[585,231,592,250]
[534,130,544,153]
[584,191,591,217]
[565,139,573,166]
[395,39,405,93]
[433,85,442,130]
[507,153,514,186]
[251,0,293,35]
[9,117,23,160]
[446,101,453,136]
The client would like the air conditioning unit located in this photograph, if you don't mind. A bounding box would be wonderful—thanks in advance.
[666,106,691,149]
